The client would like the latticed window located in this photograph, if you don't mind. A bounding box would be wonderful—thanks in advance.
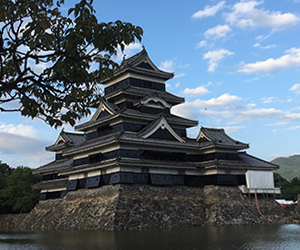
[97,126,109,136]
[89,153,103,164]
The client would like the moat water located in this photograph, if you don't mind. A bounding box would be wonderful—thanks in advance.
[0,224,300,250]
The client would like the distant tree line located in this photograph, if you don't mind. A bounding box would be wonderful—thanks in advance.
[274,173,300,201]
[0,161,41,214]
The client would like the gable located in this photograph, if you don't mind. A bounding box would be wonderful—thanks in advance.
[147,128,177,141]
[140,96,171,109]
[136,62,154,71]
[91,100,116,122]
[196,131,211,142]
[139,116,185,143]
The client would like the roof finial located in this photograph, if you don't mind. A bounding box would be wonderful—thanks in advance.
[123,54,126,61]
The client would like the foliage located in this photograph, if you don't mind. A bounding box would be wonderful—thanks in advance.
[0,161,12,190]
[0,0,143,127]
[272,155,300,181]
[0,164,41,214]
[274,173,300,201]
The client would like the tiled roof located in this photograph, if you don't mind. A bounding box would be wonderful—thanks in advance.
[197,127,249,150]
[106,48,174,82]
[32,178,68,190]
[105,85,184,105]
[238,152,279,170]
[33,158,73,174]
[46,131,85,151]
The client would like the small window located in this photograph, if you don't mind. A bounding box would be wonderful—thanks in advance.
[97,126,110,136]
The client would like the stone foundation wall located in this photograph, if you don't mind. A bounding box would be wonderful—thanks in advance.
[0,184,288,231]
[0,214,28,230]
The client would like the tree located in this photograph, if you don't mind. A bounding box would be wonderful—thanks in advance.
[0,161,12,189]
[0,166,41,213]
[0,0,143,127]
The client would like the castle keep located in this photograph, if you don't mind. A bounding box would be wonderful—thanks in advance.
[33,48,280,201]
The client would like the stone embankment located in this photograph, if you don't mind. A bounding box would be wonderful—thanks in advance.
[0,184,289,231]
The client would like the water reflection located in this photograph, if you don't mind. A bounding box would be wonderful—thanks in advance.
[0,224,300,250]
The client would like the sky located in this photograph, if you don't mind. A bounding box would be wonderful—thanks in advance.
[1,0,300,168]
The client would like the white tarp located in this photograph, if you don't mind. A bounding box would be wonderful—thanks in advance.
[246,170,275,189]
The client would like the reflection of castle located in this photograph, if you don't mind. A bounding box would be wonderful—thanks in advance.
[33,48,280,200]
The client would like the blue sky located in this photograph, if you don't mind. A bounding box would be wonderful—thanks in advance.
[1,0,300,168]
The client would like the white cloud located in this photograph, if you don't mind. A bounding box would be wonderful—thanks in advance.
[255,35,269,42]
[192,1,225,19]
[283,113,300,121]
[0,123,38,138]
[175,82,180,88]
[197,40,207,48]
[269,112,300,126]
[172,93,241,119]
[223,126,244,133]
[204,25,232,40]
[174,73,185,78]
[114,43,143,62]
[159,59,175,72]
[288,125,300,130]
[183,86,209,96]
[262,97,277,103]
[238,47,300,74]
[203,49,234,72]
[222,104,282,123]
[290,83,300,95]
[225,0,299,31]
[0,131,52,167]
[165,83,171,89]
[253,43,276,49]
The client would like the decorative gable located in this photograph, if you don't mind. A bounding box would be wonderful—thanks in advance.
[134,96,172,109]
[91,99,117,122]
[196,131,210,142]
[138,116,185,143]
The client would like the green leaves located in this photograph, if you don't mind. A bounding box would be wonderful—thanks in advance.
[0,0,143,128]
[0,164,41,214]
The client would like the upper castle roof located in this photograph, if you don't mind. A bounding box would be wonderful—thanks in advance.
[102,47,174,84]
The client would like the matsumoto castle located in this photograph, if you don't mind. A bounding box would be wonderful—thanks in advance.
[33,48,280,199]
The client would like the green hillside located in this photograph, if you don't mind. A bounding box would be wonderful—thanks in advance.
[271,155,300,181]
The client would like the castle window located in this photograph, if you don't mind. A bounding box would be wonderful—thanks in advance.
[97,126,110,136]
[89,153,103,164]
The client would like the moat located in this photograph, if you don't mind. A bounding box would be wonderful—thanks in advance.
[1,224,300,250]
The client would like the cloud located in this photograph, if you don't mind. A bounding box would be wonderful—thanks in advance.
[290,83,300,95]
[159,59,175,72]
[0,123,54,167]
[172,93,241,119]
[283,113,300,121]
[0,131,53,167]
[222,104,282,123]
[197,40,207,48]
[174,73,185,78]
[255,35,269,42]
[288,125,300,130]
[225,0,299,31]
[0,123,38,138]
[238,47,300,74]
[114,43,143,62]
[223,126,244,133]
[192,1,225,19]
[204,24,232,40]
[262,97,277,103]
[269,112,300,126]
[183,86,209,96]
[253,43,276,49]
[203,49,234,72]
